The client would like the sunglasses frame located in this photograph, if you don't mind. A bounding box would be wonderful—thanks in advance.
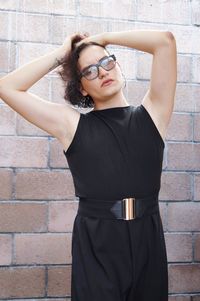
[78,54,117,81]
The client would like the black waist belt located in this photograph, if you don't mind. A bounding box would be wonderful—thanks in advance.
[78,193,159,220]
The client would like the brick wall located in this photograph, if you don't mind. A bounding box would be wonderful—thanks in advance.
[0,0,199,300]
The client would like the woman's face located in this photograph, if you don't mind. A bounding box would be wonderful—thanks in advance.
[77,45,124,102]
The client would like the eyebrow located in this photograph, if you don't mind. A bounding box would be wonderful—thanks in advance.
[81,55,109,73]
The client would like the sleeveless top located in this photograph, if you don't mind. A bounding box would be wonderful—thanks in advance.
[63,104,165,200]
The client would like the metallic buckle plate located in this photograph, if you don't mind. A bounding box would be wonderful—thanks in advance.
[122,197,135,220]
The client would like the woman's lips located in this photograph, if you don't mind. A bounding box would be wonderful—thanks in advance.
[101,80,114,87]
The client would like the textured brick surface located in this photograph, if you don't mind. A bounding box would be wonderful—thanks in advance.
[165,112,193,141]
[48,201,78,232]
[0,0,199,300]
[168,202,200,231]
[47,266,71,296]
[194,114,200,141]
[0,202,47,232]
[0,169,13,199]
[0,105,16,135]
[165,233,193,262]
[194,234,200,261]
[0,136,49,168]
[194,174,200,201]
[167,142,200,170]
[169,296,191,301]
[160,172,192,201]
[169,264,200,293]
[0,267,45,298]
[15,170,75,199]
[0,234,12,265]
[15,233,72,264]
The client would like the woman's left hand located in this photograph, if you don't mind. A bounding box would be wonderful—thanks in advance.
[75,32,108,48]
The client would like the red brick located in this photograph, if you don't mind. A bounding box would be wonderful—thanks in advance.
[0,235,12,265]
[0,202,47,232]
[167,143,200,170]
[168,202,200,231]
[165,233,193,262]
[47,266,71,297]
[15,170,75,199]
[194,234,200,261]
[0,267,45,298]
[0,136,48,168]
[160,172,192,201]
[49,201,78,232]
[15,233,72,264]
[0,169,13,199]
[169,264,200,293]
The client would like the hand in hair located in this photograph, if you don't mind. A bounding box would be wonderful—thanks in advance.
[61,32,90,53]
[75,32,107,49]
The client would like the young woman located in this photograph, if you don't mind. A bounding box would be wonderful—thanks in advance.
[0,30,177,301]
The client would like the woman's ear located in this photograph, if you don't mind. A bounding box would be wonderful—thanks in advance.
[80,84,88,96]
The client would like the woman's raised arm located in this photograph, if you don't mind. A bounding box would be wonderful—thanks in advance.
[0,33,86,140]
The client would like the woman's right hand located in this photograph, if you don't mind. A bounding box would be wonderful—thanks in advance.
[60,32,90,53]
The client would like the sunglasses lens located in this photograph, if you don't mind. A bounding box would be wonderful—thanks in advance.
[102,56,116,70]
[81,55,116,80]
[83,66,98,80]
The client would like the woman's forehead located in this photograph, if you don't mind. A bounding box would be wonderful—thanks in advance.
[78,47,109,68]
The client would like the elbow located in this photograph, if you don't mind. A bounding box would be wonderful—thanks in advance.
[0,84,3,97]
[164,31,176,44]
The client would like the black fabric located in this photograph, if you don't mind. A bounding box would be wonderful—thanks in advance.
[63,104,168,301]
[78,193,159,220]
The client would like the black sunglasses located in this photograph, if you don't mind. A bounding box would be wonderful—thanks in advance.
[78,54,117,81]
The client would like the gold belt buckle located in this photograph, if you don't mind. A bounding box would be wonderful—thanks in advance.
[122,197,135,220]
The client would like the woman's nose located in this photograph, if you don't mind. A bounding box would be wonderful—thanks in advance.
[98,66,109,77]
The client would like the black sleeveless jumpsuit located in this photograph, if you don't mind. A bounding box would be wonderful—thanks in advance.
[63,104,168,301]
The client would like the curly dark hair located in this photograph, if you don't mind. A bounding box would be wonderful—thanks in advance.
[56,35,110,108]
